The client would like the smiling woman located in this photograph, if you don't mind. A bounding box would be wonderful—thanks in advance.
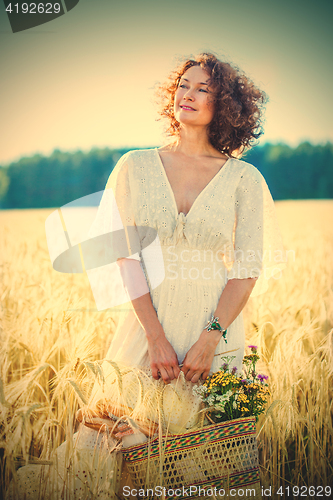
[9,52,286,500]
[174,66,215,128]
[156,53,267,156]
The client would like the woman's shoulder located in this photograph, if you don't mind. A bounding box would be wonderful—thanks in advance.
[230,157,265,183]
[106,149,157,188]
[111,149,157,177]
[118,148,157,163]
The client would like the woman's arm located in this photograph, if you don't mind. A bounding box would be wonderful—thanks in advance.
[181,277,257,383]
[117,258,181,383]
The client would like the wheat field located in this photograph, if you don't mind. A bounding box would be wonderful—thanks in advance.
[0,200,332,499]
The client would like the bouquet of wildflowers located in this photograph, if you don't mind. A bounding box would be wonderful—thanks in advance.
[193,346,270,423]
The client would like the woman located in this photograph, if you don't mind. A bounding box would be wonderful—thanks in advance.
[9,53,286,499]
[89,52,285,388]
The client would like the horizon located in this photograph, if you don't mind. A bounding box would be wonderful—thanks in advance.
[1,138,332,168]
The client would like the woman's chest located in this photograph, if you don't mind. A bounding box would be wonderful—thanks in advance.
[161,159,228,217]
[128,153,241,245]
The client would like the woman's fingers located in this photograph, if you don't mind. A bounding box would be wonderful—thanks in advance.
[181,355,210,383]
[190,372,202,384]
[151,366,160,380]
[159,366,171,384]
[151,361,176,382]
[183,367,203,383]
[159,360,181,383]
[180,332,218,383]
[148,336,180,382]
[181,356,191,380]
[182,361,197,382]
[172,364,181,379]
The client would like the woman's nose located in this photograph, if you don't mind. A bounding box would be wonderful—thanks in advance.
[183,89,194,101]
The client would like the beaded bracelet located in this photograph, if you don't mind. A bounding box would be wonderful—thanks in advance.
[204,315,228,343]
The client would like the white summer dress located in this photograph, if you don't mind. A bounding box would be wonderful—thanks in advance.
[9,148,286,500]
[90,148,286,370]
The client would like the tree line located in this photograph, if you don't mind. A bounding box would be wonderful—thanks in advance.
[0,142,332,209]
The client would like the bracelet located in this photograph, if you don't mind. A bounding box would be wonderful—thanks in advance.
[204,315,228,343]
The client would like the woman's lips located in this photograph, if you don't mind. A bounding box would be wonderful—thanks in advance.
[180,105,196,111]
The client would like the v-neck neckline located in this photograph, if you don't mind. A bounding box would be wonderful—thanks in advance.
[154,148,231,219]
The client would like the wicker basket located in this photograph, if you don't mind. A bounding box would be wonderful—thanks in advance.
[122,416,261,500]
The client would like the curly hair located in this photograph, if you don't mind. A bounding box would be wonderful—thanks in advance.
[155,53,267,156]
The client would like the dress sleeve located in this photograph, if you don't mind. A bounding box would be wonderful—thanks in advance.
[86,152,144,310]
[88,151,141,262]
[226,164,287,297]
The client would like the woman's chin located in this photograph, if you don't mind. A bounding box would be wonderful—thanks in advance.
[177,117,208,129]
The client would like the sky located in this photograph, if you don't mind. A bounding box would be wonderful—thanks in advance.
[0,0,332,166]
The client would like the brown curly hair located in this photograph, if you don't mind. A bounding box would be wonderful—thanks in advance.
[155,53,267,156]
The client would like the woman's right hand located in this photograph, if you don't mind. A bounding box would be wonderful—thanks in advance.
[147,332,181,383]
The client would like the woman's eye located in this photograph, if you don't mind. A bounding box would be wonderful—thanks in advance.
[179,84,187,89]
[199,88,208,93]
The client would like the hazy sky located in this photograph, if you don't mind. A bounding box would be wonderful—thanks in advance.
[1,0,332,165]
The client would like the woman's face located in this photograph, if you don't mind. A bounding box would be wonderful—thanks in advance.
[174,65,215,129]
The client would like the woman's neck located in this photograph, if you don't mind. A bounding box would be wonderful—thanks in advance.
[169,127,224,158]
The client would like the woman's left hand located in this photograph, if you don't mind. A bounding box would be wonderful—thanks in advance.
[181,329,221,383]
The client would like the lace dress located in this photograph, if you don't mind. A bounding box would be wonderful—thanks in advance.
[88,148,285,369]
[9,148,286,499]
